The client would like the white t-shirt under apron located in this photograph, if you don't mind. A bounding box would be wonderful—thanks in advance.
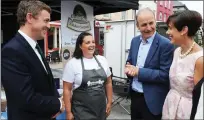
[62,55,111,90]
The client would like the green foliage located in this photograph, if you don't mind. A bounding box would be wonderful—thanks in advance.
[194,31,203,47]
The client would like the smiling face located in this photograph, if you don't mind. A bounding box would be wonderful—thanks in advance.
[29,10,50,40]
[80,35,95,58]
[166,21,188,45]
[137,10,156,40]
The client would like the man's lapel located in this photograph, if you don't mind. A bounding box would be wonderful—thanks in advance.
[133,38,141,66]
[16,33,52,80]
[144,33,159,67]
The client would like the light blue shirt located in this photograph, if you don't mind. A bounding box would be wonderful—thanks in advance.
[132,32,156,93]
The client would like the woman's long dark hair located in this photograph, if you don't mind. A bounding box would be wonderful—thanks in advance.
[73,32,96,59]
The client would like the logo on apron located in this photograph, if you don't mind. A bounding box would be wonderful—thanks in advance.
[87,79,104,87]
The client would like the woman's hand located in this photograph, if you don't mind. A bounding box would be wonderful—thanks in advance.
[105,76,113,118]
[66,112,74,120]
[106,103,112,117]
[63,81,73,120]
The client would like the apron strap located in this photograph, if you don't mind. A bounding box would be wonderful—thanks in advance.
[81,57,85,71]
[81,56,103,70]
[93,56,103,69]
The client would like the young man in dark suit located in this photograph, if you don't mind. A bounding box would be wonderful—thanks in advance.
[125,8,174,120]
[1,1,64,120]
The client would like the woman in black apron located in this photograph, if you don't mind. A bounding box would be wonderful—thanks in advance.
[63,32,113,120]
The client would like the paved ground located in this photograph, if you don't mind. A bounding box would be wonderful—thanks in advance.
[50,62,131,119]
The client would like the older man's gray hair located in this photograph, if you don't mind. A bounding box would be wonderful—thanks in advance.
[135,7,156,24]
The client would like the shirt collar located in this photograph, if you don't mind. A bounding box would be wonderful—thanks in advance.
[18,30,37,50]
[140,32,156,44]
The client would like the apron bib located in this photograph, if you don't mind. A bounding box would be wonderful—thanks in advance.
[72,56,107,120]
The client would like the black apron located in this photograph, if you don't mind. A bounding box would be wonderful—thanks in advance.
[71,56,107,120]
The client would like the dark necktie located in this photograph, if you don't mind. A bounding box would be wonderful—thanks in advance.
[36,44,56,93]
[35,44,53,76]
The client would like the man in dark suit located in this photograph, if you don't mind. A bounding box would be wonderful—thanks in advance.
[125,8,174,120]
[1,1,64,120]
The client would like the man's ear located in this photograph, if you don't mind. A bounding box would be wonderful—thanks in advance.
[136,22,139,28]
[26,13,33,24]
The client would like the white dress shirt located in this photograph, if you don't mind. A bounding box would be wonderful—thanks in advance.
[132,32,156,93]
[18,30,47,72]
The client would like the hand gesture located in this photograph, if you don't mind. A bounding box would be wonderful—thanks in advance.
[125,63,139,77]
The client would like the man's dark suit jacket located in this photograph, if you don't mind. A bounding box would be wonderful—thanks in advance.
[127,32,175,115]
[190,77,204,120]
[1,32,60,120]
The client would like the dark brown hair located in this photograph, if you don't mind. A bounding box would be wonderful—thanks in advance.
[166,10,202,37]
[17,0,51,26]
[73,32,96,59]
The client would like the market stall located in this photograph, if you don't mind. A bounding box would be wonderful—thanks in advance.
[1,0,139,119]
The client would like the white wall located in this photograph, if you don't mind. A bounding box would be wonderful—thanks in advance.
[104,20,135,78]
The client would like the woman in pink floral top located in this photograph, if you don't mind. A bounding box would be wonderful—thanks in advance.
[162,10,204,119]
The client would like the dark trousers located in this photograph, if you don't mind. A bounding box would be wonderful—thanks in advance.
[131,90,161,120]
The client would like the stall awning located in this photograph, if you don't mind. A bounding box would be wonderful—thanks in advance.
[77,0,139,15]
[2,0,139,16]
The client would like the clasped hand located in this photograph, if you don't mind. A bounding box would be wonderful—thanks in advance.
[125,62,139,77]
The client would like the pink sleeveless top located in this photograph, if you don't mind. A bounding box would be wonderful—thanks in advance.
[162,47,203,119]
